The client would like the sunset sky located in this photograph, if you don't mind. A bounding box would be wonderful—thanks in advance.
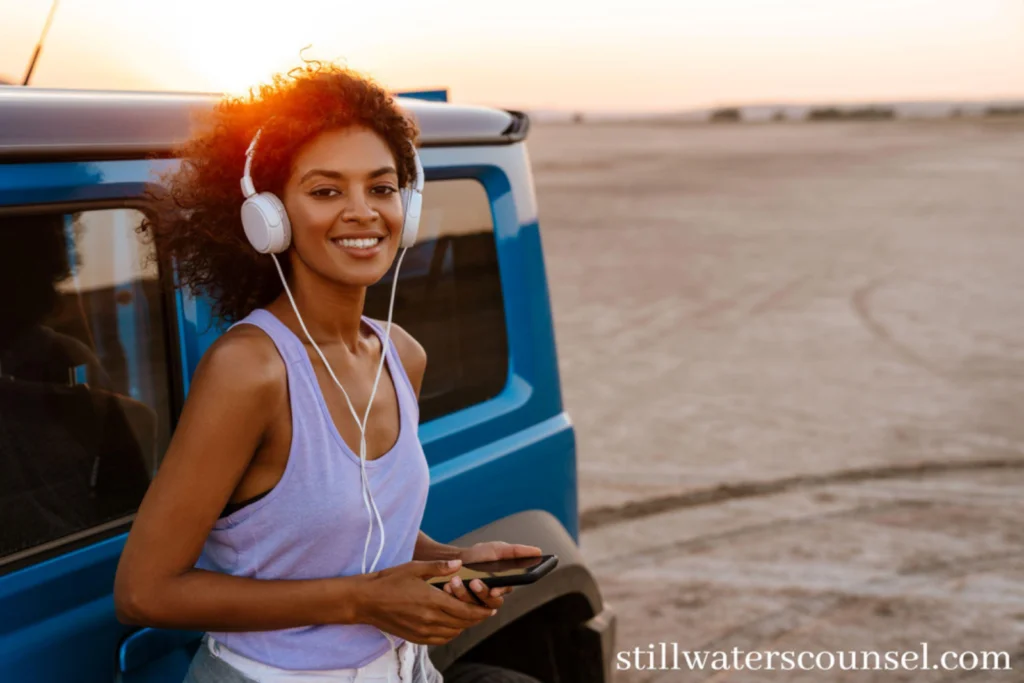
[2,0,1022,112]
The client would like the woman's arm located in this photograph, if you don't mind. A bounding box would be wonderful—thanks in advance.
[113,323,493,639]
[113,327,360,631]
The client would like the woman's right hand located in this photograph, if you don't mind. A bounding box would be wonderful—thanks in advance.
[355,559,495,645]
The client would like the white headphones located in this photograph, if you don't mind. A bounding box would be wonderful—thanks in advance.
[239,126,424,253]
[239,125,421,648]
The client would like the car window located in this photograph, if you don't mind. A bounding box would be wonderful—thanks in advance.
[365,179,509,422]
[0,208,172,570]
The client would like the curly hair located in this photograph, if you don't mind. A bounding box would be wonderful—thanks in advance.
[141,63,421,323]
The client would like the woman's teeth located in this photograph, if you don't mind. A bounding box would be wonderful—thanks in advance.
[335,237,381,249]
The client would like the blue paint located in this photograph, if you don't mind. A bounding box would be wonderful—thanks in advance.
[0,159,176,206]
[176,284,229,389]
[1,132,577,683]
[395,89,449,103]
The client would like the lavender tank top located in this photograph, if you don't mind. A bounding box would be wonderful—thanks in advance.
[194,308,431,670]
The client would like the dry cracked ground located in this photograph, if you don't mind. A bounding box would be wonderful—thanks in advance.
[528,118,1024,682]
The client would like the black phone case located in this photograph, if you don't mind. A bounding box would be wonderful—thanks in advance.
[429,554,559,589]
[477,554,558,588]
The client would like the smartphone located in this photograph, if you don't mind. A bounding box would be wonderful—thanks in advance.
[427,554,558,590]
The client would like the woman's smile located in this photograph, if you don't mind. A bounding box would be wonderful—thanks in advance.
[330,233,387,259]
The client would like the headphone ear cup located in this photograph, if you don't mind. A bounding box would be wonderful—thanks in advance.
[241,192,291,254]
[400,189,422,249]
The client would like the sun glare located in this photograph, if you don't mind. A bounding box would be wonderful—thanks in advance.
[154,0,383,95]
[3,0,1021,108]
[193,48,292,96]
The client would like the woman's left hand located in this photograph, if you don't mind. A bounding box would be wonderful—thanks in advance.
[443,541,543,609]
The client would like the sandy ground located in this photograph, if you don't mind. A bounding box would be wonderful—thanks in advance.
[528,118,1024,681]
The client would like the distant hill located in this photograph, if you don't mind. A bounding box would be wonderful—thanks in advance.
[734,99,1024,122]
[530,98,1024,124]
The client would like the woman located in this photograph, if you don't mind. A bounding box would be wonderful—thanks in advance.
[114,63,542,683]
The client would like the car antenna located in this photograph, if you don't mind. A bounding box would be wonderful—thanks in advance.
[22,0,61,86]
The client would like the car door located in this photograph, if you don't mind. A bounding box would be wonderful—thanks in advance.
[0,158,184,683]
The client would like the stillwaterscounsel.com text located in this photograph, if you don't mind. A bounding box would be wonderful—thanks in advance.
[616,642,1012,673]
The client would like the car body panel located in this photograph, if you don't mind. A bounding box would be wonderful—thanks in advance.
[0,89,603,683]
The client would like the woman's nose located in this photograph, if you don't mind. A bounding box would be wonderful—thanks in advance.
[341,191,378,223]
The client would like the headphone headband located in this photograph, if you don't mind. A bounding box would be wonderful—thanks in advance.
[240,129,261,198]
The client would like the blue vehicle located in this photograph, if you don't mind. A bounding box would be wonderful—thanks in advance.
[0,86,615,683]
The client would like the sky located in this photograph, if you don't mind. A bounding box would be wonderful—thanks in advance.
[1,0,1022,113]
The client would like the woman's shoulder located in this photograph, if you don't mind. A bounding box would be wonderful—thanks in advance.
[192,323,288,398]
[370,320,426,399]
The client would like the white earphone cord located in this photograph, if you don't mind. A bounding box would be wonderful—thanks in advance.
[241,124,421,661]
[271,248,408,654]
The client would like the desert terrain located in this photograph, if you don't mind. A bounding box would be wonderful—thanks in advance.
[529,118,1024,681]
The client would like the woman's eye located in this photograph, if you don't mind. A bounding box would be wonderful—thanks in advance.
[311,188,340,198]
[373,186,397,196]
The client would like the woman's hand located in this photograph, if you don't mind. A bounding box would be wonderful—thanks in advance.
[357,559,495,645]
[443,541,543,610]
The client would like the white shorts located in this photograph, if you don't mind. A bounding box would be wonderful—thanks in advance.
[205,633,432,682]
